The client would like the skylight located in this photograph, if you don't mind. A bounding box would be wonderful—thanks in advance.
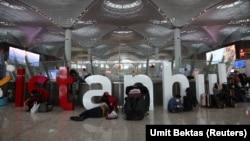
[0,1,26,10]
[103,0,142,10]
[216,0,243,9]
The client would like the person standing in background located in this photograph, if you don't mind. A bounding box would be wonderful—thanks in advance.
[81,68,90,82]
[213,82,222,95]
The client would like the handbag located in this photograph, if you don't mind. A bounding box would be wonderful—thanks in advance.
[38,101,53,112]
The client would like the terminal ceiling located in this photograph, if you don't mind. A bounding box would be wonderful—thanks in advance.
[0,0,249,62]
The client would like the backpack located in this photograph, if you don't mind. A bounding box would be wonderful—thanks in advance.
[238,73,248,86]
[123,86,146,120]
[183,96,193,111]
[100,92,118,113]
[208,94,224,108]
[69,69,81,82]
[38,101,53,112]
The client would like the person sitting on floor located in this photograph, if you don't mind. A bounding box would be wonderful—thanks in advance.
[24,90,44,112]
[213,82,222,95]
[167,94,183,113]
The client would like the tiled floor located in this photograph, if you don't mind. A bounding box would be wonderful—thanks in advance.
[0,102,250,141]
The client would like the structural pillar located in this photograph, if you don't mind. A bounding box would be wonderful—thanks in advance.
[65,29,72,68]
[88,48,93,74]
[174,28,182,70]
[154,48,160,77]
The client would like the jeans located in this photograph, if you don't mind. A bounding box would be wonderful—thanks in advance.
[79,106,103,119]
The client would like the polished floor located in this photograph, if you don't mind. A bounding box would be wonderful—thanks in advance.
[0,102,250,141]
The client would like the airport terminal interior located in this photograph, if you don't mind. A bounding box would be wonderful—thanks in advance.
[0,102,250,141]
[0,0,250,141]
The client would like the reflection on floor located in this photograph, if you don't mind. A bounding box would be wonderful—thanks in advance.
[0,102,250,141]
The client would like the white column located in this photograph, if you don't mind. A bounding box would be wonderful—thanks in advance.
[174,28,181,70]
[218,63,227,84]
[154,48,160,77]
[195,74,205,104]
[208,74,217,94]
[88,48,92,74]
[65,29,72,68]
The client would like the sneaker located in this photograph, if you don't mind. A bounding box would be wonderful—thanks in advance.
[106,111,118,119]
[70,116,84,121]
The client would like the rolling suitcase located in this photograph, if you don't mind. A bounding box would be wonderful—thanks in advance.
[238,73,248,86]
[200,93,218,108]
[205,94,224,108]
[200,93,209,107]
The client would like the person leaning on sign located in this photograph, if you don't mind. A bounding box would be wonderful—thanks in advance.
[70,92,118,121]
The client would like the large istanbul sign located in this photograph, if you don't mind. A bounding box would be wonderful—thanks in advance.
[18,61,226,110]
[81,61,227,110]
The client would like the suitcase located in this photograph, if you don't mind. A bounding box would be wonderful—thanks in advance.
[200,93,209,107]
[225,89,237,107]
[207,94,214,108]
[238,73,248,86]
[200,93,222,108]
[212,95,224,108]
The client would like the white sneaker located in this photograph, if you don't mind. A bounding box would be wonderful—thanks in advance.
[30,102,40,114]
[107,111,118,119]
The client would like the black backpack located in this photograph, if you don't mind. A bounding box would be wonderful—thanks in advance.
[69,69,81,82]
[183,96,193,111]
[238,73,248,86]
[123,86,146,120]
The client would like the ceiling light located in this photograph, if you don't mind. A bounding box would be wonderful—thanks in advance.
[228,19,250,25]
[150,20,168,25]
[76,20,96,25]
[113,30,132,34]
[0,21,14,26]
[181,30,197,34]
